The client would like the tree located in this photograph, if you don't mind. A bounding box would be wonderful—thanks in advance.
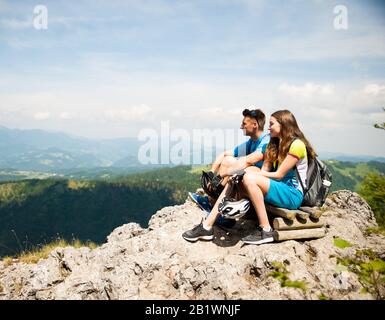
[374,108,385,130]
[359,173,385,226]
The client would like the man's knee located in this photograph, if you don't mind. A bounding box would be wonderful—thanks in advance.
[218,156,236,175]
[222,155,236,166]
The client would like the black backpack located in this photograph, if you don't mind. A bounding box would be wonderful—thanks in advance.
[200,171,224,199]
[294,155,332,207]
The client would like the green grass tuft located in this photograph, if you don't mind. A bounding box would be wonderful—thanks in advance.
[333,237,353,249]
[318,293,330,300]
[365,227,385,237]
[269,261,307,292]
[337,249,385,300]
[2,239,97,265]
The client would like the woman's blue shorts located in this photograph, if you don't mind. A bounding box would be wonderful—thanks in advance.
[264,179,303,209]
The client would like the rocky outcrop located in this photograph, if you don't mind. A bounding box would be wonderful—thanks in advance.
[0,190,384,300]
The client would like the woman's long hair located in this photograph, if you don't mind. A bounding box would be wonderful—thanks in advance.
[265,110,316,164]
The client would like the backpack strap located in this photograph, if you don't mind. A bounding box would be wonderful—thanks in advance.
[290,137,307,194]
[294,165,307,194]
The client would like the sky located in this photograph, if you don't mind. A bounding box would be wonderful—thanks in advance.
[0,0,385,156]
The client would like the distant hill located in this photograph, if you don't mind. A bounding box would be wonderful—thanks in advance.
[2,125,384,173]
[0,126,141,171]
[325,160,385,192]
[319,152,385,163]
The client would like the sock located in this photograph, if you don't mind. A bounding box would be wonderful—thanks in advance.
[262,226,272,232]
[202,222,212,231]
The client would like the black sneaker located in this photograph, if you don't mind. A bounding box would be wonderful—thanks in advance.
[242,226,275,245]
[182,221,214,242]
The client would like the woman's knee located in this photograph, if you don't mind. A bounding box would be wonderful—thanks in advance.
[244,166,260,174]
[243,172,269,191]
[243,172,258,186]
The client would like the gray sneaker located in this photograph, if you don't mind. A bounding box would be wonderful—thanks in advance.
[242,226,275,245]
[182,221,214,242]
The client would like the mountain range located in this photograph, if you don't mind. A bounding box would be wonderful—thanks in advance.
[318,151,385,163]
[0,125,384,173]
[0,125,141,171]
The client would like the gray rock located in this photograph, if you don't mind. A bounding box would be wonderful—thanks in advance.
[0,191,384,300]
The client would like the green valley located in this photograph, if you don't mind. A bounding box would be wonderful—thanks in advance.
[0,161,384,258]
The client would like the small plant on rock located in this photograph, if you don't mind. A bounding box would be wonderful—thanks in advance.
[269,261,307,292]
[337,249,385,300]
[333,237,353,249]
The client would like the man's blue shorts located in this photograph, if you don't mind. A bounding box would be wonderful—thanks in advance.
[264,179,303,210]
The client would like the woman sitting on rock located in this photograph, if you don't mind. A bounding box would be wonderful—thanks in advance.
[239,109,316,244]
[182,109,316,245]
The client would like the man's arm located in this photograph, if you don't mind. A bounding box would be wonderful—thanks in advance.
[215,151,264,177]
[244,151,264,167]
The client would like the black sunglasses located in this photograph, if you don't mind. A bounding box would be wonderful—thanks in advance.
[243,109,258,118]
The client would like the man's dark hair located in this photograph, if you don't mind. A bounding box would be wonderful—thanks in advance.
[242,108,266,130]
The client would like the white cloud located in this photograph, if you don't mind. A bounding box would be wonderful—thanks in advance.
[0,75,384,155]
[228,108,242,115]
[33,112,50,120]
[364,84,385,96]
[59,112,75,120]
[278,82,335,97]
[170,110,182,117]
[199,107,223,116]
[102,105,152,121]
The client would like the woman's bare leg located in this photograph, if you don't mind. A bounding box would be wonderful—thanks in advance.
[244,166,261,174]
[241,173,271,228]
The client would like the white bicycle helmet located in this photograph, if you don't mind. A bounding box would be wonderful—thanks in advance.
[218,197,250,219]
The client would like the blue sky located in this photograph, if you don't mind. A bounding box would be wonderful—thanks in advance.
[0,0,385,156]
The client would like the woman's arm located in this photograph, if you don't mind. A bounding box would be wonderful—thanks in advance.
[258,155,298,180]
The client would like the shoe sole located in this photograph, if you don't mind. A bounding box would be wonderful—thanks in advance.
[188,192,199,205]
[182,235,214,242]
[242,237,274,245]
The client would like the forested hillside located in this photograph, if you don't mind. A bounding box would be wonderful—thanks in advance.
[0,166,201,257]
[0,161,384,257]
[325,160,385,192]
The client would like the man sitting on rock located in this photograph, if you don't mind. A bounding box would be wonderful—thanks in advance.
[187,108,270,228]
